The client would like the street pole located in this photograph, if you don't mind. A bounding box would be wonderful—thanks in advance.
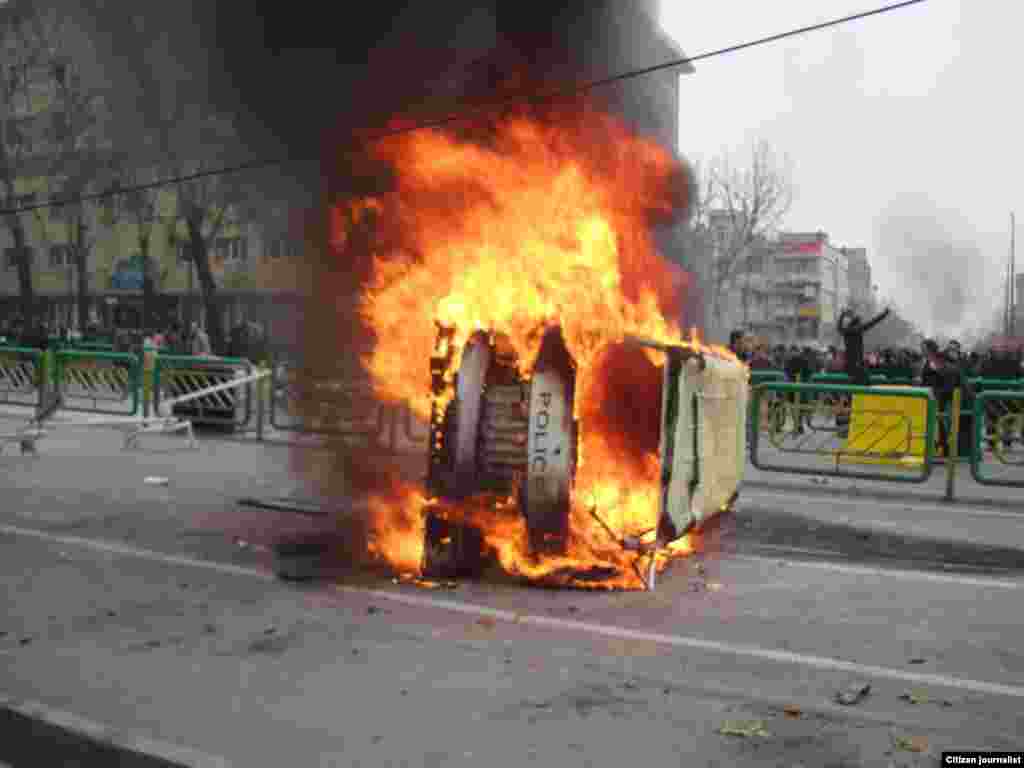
[1011,212,1016,338]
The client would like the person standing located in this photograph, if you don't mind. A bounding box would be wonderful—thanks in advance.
[190,322,212,357]
[784,346,814,434]
[728,330,749,362]
[837,307,891,387]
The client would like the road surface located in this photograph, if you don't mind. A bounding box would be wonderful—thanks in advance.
[0,418,1022,766]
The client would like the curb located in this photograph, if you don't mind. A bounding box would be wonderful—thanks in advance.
[0,696,230,768]
[735,503,1024,574]
[743,476,1024,513]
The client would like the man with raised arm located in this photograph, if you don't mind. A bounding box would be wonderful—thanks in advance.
[837,307,890,387]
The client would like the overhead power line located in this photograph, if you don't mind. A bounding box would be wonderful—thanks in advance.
[0,0,928,217]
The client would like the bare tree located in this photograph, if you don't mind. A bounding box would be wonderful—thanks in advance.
[51,5,253,350]
[688,141,793,340]
[0,1,50,325]
[46,27,112,331]
[165,107,247,353]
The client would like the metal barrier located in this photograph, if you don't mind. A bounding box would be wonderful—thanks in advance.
[750,382,936,483]
[269,362,430,451]
[810,372,890,385]
[154,355,253,428]
[270,362,384,439]
[74,342,115,353]
[750,370,786,386]
[747,371,786,449]
[971,389,1024,487]
[0,346,44,408]
[54,350,141,416]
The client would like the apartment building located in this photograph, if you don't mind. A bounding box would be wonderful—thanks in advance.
[842,246,874,315]
[764,231,853,344]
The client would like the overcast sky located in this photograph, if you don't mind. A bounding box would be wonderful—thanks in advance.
[659,0,1019,340]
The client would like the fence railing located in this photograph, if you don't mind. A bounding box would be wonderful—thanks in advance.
[153,355,253,428]
[54,350,141,416]
[0,346,44,409]
[269,362,430,451]
[971,389,1024,487]
[750,382,937,483]
[5,342,1024,491]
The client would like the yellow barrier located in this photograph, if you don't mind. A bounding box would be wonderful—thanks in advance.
[839,385,928,468]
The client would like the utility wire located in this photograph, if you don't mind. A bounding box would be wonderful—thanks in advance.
[0,0,928,217]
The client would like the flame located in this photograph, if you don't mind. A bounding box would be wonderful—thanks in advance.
[329,104,741,589]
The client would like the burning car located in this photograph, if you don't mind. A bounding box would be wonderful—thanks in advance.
[314,102,748,589]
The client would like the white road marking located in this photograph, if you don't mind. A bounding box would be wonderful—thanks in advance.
[0,694,230,768]
[3,522,1024,700]
[732,553,1023,589]
[0,524,274,581]
[744,488,1024,521]
[338,585,1024,699]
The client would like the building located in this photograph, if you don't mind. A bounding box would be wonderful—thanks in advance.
[3,2,693,344]
[1015,272,1024,335]
[842,246,874,315]
[766,231,853,344]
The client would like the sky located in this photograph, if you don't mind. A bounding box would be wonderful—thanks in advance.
[659,0,1020,340]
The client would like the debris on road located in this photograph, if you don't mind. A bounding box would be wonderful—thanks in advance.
[907,657,927,665]
[476,617,497,630]
[893,734,929,753]
[716,719,772,738]
[835,681,871,705]
[18,637,31,646]
[392,576,458,590]
[144,476,169,486]
[236,497,330,517]
[783,704,802,718]
[899,689,930,705]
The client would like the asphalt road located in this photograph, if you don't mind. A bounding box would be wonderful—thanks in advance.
[0,523,1022,767]
[1,416,1023,765]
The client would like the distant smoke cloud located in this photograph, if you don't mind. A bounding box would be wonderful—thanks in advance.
[874,200,982,338]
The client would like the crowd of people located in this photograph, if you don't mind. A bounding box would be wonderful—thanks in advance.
[0,316,267,362]
[729,310,1024,456]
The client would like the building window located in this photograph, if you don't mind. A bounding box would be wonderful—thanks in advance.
[49,196,68,220]
[4,246,34,270]
[2,117,33,154]
[52,111,68,142]
[3,192,36,210]
[268,236,298,259]
[216,237,248,263]
[49,244,72,268]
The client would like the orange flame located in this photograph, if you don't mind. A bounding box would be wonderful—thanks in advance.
[331,105,740,588]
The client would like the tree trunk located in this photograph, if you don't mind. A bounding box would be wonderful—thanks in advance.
[139,233,155,330]
[7,218,35,326]
[74,220,90,332]
[188,221,224,354]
